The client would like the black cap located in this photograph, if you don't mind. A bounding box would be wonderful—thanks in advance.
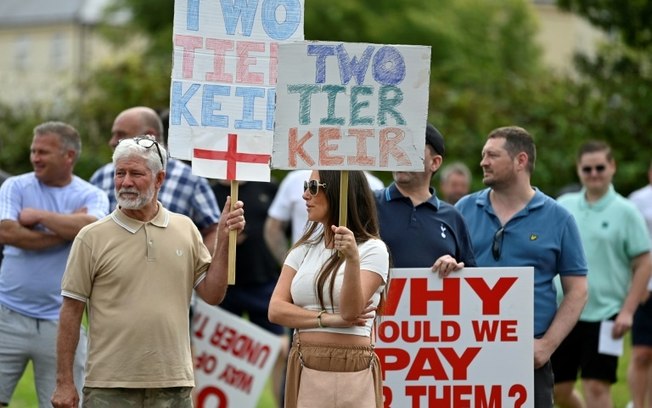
[425,123,445,157]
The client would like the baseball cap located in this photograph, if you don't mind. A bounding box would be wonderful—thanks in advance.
[425,123,445,157]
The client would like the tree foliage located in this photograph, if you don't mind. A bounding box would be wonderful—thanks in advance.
[2,0,651,196]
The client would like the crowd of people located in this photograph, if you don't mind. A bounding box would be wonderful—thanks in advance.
[0,110,651,408]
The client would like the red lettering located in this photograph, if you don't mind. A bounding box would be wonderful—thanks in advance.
[411,277,460,316]
[375,348,410,380]
[205,39,234,82]
[465,277,517,315]
[174,34,203,79]
[318,127,344,166]
[196,385,228,408]
[379,127,409,167]
[288,128,315,167]
[347,128,375,166]
[236,41,265,84]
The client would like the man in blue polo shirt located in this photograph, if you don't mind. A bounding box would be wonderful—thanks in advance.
[375,123,476,274]
[552,141,651,408]
[455,125,588,408]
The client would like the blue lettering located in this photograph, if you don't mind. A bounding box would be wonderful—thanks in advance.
[235,87,265,129]
[186,0,200,31]
[266,88,275,130]
[262,0,302,40]
[372,46,405,85]
[171,81,200,126]
[202,85,231,127]
[220,0,259,36]
[336,44,374,86]
[307,45,335,84]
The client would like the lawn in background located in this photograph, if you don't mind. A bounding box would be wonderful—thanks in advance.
[13,337,634,407]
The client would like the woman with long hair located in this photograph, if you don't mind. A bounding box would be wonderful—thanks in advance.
[269,170,389,408]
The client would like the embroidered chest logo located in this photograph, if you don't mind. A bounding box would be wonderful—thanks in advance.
[176,249,183,257]
[440,224,447,239]
[530,234,538,241]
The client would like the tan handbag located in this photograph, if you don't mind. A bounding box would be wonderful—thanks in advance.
[295,332,377,408]
[296,364,376,408]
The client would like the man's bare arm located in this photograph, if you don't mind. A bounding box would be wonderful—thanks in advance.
[535,275,587,368]
[51,297,86,408]
[0,219,66,250]
[264,217,289,266]
[19,208,97,241]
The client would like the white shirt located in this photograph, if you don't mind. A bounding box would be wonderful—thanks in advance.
[629,184,652,289]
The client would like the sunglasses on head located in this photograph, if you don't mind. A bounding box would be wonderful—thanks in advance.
[304,179,327,196]
[581,164,606,174]
[118,136,165,168]
[492,226,505,261]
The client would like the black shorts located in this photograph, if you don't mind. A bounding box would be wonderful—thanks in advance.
[632,296,652,347]
[551,319,618,384]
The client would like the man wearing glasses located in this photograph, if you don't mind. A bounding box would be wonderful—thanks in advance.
[90,106,220,248]
[455,126,588,408]
[551,141,651,408]
[52,137,245,407]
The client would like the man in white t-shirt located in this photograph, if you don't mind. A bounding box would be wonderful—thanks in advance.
[627,161,652,408]
[264,170,384,265]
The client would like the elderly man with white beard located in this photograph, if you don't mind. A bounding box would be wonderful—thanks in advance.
[52,135,246,408]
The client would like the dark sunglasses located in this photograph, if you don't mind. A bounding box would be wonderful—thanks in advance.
[118,136,165,168]
[581,164,606,174]
[304,179,327,196]
[492,226,505,261]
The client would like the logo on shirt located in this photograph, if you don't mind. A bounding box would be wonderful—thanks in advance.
[176,249,183,256]
[440,224,447,239]
[530,234,538,241]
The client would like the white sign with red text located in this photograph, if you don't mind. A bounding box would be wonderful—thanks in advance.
[192,299,283,408]
[376,268,534,408]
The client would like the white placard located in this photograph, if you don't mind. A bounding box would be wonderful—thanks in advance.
[377,267,534,408]
[169,0,305,180]
[272,41,431,171]
[192,299,283,407]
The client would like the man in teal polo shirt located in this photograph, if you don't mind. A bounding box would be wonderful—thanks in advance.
[551,141,652,408]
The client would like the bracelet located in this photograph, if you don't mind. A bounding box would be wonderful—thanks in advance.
[317,310,327,328]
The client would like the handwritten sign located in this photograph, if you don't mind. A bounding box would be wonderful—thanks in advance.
[170,0,305,180]
[377,268,534,408]
[192,299,283,407]
[272,41,431,170]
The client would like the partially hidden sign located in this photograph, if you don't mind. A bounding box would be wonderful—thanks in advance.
[272,41,431,171]
[170,0,305,180]
[377,267,534,408]
[192,299,283,407]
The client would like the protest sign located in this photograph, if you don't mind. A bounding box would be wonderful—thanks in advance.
[170,0,304,181]
[272,41,431,171]
[377,267,534,408]
[192,299,284,407]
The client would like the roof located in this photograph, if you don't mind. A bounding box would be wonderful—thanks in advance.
[0,0,112,26]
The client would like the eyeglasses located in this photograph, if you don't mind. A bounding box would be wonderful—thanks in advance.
[304,180,327,196]
[492,226,505,261]
[581,164,606,174]
[118,136,165,168]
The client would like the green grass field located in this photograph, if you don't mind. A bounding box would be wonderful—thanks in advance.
[12,341,634,408]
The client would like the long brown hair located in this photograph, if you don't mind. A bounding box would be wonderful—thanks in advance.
[292,170,381,311]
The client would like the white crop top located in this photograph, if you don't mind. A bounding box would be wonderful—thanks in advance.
[286,238,389,337]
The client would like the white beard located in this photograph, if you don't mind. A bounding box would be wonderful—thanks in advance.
[116,185,155,210]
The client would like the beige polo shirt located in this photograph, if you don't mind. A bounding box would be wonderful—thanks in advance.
[62,204,211,388]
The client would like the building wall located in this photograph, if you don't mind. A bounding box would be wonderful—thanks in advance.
[531,2,606,74]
